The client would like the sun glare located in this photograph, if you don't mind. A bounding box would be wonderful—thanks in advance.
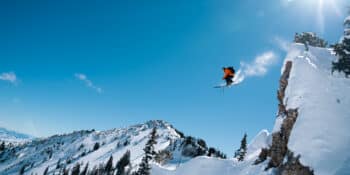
[317,0,342,33]
[289,0,343,33]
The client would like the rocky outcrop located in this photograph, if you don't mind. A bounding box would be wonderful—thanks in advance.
[279,151,314,175]
[277,61,292,115]
[269,109,298,168]
[255,61,313,175]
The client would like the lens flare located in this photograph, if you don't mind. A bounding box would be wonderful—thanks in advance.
[287,0,343,34]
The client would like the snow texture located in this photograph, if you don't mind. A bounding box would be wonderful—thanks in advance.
[0,120,183,175]
[0,127,33,145]
[152,129,272,175]
[246,130,271,160]
[152,156,274,175]
[344,15,350,24]
[283,44,350,175]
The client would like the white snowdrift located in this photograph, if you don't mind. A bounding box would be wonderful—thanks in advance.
[246,130,271,160]
[152,156,274,175]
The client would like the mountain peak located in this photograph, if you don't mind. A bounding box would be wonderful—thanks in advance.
[144,120,171,129]
[0,120,191,174]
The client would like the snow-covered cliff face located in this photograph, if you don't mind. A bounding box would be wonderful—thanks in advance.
[281,44,350,175]
[153,44,350,175]
[0,120,212,175]
[254,43,350,175]
[255,45,314,175]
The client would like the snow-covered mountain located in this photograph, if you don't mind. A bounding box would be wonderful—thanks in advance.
[0,120,218,175]
[0,127,33,145]
[153,43,350,175]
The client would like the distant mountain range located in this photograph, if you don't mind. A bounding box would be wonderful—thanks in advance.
[0,120,222,175]
[0,127,33,144]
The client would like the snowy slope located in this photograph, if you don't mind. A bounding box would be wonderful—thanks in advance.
[246,130,271,160]
[0,120,184,174]
[152,129,272,175]
[0,127,33,145]
[152,156,274,175]
[281,44,350,175]
[0,120,216,175]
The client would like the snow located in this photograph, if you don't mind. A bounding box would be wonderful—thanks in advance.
[344,15,350,24]
[0,120,184,175]
[153,129,272,175]
[154,44,350,175]
[272,116,284,133]
[0,119,274,175]
[0,127,33,145]
[152,157,274,175]
[246,130,271,160]
[232,70,245,84]
[283,44,350,175]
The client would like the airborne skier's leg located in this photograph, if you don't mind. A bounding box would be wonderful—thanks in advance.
[225,76,234,86]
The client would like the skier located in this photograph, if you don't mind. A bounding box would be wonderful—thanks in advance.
[222,67,235,86]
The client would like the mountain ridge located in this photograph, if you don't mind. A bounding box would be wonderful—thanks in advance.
[0,120,222,175]
[0,127,33,145]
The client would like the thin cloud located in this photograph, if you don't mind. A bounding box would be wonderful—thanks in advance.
[274,36,291,52]
[0,72,17,84]
[74,73,103,93]
[233,51,278,84]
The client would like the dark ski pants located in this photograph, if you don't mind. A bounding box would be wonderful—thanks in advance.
[225,76,234,85]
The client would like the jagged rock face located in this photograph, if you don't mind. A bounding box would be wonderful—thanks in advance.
[181,137,207,157]
[269,61,296,168]
[161,136,207,158]
[279,151,314,175]
[277,61,292,116]
[257,61,313,175]
[269,109,298,168]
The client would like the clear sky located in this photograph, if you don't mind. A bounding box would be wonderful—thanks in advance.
[0,0,348,155]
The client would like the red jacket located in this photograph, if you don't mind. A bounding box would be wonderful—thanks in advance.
[223,68,235,79]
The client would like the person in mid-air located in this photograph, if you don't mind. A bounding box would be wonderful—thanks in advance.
[222,67,235,86]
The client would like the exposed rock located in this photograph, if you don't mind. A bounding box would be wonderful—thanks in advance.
[254,148,270,165]
[277,61,292,115]
[181,136,207,157]
[279,151,314,175]
[155,150,173,165]
[256,61,313,175]
[269,109,298,168]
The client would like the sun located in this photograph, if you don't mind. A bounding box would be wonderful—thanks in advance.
[288,0,343,33]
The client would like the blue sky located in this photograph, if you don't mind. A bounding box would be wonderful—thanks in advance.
[0,0,348,155]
